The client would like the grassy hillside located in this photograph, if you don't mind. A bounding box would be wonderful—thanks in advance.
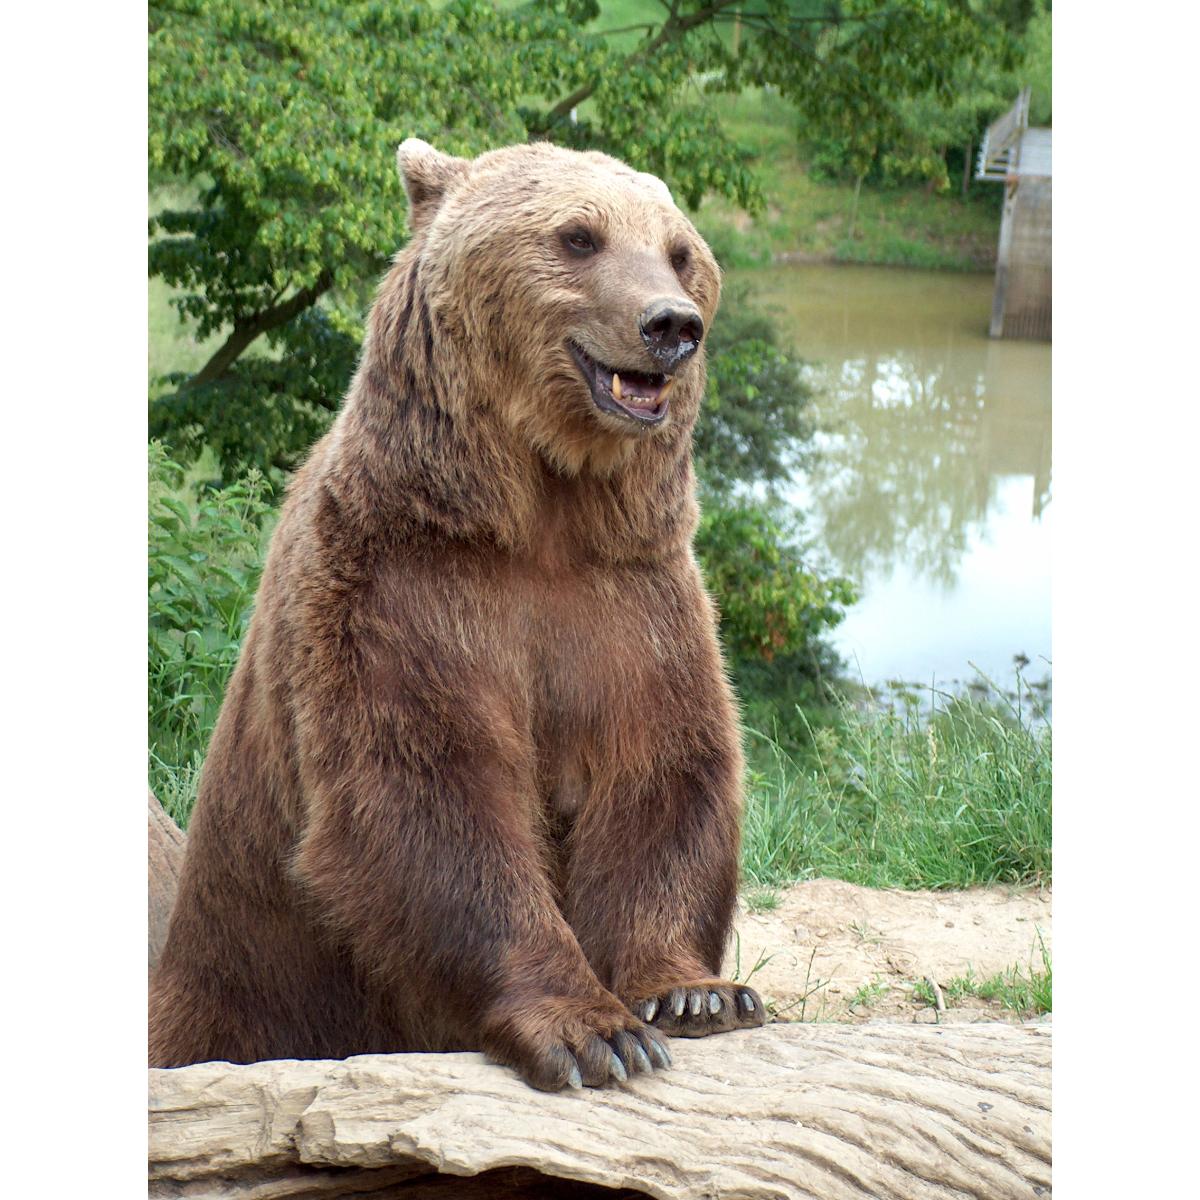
[695,88,999,271]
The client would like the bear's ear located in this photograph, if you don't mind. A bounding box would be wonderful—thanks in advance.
[396,139,470,234]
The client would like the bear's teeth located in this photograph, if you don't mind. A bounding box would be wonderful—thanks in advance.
[612,372,623,401]
[660,377,675,398]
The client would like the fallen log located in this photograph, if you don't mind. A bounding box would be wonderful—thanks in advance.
[149,1020,1051,1199]
[148,790,186,974]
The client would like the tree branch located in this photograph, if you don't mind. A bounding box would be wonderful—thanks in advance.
[593,24,657,38]
[185,270,334,389]
[535,0,879,129]
[537,0,743,127]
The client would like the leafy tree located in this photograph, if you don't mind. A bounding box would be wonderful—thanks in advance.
[150,306,361,472]
[884,1,1050,195]
[799,1,1050,198]
[150,0,1000,474]
[695,283,817,493]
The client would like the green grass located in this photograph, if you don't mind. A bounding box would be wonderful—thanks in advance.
[911,979,936,1007]
[152,750,205,831]
[740,676,1052,891]
[694,88,999,271]
[744,887,781,914]
[923,935,1053,1017]
[849,979,889,1009]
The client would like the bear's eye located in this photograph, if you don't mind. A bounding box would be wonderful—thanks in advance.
[670,247,690,272]
[562,229,598,257]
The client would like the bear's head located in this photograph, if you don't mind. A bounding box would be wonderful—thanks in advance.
[395,139,721,475]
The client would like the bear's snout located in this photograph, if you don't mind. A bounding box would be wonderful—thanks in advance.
[638,299,704,372]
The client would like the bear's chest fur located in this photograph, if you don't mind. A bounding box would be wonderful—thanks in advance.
[365,537,708,819]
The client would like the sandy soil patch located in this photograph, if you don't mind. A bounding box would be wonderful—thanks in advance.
[722,879,1051,1024]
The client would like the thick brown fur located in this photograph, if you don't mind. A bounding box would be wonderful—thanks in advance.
[149,140,765,1090]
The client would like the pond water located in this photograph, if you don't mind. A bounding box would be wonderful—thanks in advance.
[730,263,1052,692]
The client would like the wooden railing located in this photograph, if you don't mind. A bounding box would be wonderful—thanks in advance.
[976,86,1031,181]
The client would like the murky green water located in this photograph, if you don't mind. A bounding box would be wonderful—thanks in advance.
[731,263,1051,689]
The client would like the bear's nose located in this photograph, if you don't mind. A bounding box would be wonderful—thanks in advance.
[638,299,704,370]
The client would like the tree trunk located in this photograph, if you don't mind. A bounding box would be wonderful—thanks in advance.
[184,270,335,389]
[150,1022,1051,1198]
[963,138,973,198]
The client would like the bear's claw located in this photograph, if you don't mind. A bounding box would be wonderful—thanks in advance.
[633,981,767,1038]
[504,1008,673,1092]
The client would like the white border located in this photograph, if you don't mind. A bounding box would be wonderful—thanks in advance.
[5,1,147,1187]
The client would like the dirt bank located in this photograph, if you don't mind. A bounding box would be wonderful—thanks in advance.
[724,879,1051,1024]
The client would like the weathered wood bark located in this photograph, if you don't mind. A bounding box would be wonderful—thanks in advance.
[148,790,185,974]
[149,1021,1051,1199]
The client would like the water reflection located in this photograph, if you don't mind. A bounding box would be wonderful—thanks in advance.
[805,339,1051,589]
[732,264,1052,684]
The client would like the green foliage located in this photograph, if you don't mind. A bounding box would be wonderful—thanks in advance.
[911,978,936,1006]
[739,674,1052,890]
[975,939,1052,1015]
[149,306,360,477]
[149,0,1008,474]
[1023,3,1052,126]
[149,0,597,337]
[148,442,272,820]
[798,0,1050,193]
[740,0,1007,186]
[695,285,817,492]
[696,497,856,668]
[849,979,889,1008]
[147,0,763,474]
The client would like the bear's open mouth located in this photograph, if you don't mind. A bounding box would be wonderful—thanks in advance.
[567,341,673,426]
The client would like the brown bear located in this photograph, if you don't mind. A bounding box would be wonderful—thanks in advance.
[148,139,766,1090]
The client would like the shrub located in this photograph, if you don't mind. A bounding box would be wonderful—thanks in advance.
[695,496,856,669]
[695,284,818,492]
[148,442,272,822]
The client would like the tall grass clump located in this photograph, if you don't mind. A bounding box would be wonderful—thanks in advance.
[741,678,1051,891]
[148,442,272,825]
[976,937,1052,1015]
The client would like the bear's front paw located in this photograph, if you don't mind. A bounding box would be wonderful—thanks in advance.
[630,980,767,1038]
[484,994,672,1092]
